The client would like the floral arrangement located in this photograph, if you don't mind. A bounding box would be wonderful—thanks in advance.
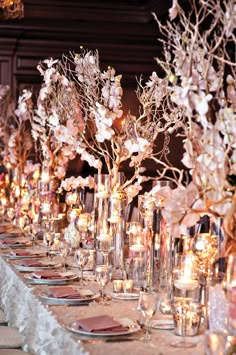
[31,49,182,201]
[64,222,80,248]
[0,85,34,178]
[146,0,236,249]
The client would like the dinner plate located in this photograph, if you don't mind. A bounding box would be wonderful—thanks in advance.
[0,252,45,260]
[150,319,174,330]
[12,260,62,272]
[111,292,139,300]
[0,233,19,239]
[39,289,100,305]
[67,318,140,337]
[24,272,78,285]
[0,241,31,249]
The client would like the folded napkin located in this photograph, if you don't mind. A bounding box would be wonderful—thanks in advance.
[75,315,129,333]
[17,260,44,267]
[10,250,34,256]
[0,238,23,245]
[48,286,83,299]
[31,270,62,279]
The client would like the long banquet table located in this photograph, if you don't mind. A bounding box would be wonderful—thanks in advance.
[0,247,205,355]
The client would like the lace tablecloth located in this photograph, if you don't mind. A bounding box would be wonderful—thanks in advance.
[0,254,205,355]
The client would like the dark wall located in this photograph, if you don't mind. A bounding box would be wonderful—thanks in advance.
[0,0,172,107]
[0,0,185,174]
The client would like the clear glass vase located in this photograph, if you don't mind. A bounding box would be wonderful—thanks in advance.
[94,174,112,267]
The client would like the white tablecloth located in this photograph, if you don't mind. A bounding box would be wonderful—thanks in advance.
[0,255,205,355]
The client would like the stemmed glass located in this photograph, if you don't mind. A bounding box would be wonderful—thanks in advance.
[139,291,159,343]
[18,214,30,239]
[224,254,236,330]
[58,241,72,271]
[74,248,90,285]
[95,264,112,304]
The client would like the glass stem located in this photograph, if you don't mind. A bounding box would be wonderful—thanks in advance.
[145,318,151,340]
[182,308,186,344]
[101,286,105,303]
[81,267,83,284]
[64,257,67,271]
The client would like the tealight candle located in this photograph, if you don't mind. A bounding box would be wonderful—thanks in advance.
[41,202,51,215]
[113,280,123,293]
[123,279,134,293]
[174,279,199,291]
[129,244,146,252]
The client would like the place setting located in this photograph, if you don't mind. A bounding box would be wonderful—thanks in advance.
[66,314,141,338]
[0,238,32,249]
[10,258,62,272]
[39,286,100,305]
[24,270,78,285]
[0,248,46,260]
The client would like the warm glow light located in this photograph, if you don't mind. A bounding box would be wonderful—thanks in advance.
[0,0,24,20]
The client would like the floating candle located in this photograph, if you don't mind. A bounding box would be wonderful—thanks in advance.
[129,244,146,252]
[174,279,199,291]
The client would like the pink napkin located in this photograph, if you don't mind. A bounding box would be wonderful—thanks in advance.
[0,238,23,244]
[10,249,32,256]
[75,315,129,333]
[17,260,44,267]
[31,270,62,279]
[48,286,83,299]
[10,249,44,257]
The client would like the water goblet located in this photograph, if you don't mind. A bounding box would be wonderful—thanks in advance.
[18,214,30,238]
[204,330,229,355]
[58,241,72,271]
[95,264,112,305]
[139,291,160,343]
[6,207,15,224]
[74,248,90,285]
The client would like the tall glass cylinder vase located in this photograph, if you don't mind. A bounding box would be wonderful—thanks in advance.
[94,174,112,267]
[152,180,175,313]
[109,190,127,279]
[138,194,155,288]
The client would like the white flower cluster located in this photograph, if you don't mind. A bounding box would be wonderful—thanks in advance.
[64,222,80,248]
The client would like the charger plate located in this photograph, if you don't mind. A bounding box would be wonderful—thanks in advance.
[67,318,140,337]
[24,272,78,285]
[111,292,139,300]
[0,240,31,249]
[0,233,19,239]
[39,289,100,305]
[12,260,62,272]
[0,251,45,260]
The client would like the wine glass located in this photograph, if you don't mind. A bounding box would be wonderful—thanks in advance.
[139,291,160,343]
[18,214,30,238]
[204,330,229,355]
[74,248,90,285]
[58,241,72,271]
[6,207,15,224]
[95,264,112,304]
[224,254,236,330]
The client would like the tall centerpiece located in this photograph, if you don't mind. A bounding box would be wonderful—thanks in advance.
[147,0,236,326]
[32,49,182,274]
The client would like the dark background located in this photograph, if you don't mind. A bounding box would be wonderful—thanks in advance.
[0,0,185,176]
